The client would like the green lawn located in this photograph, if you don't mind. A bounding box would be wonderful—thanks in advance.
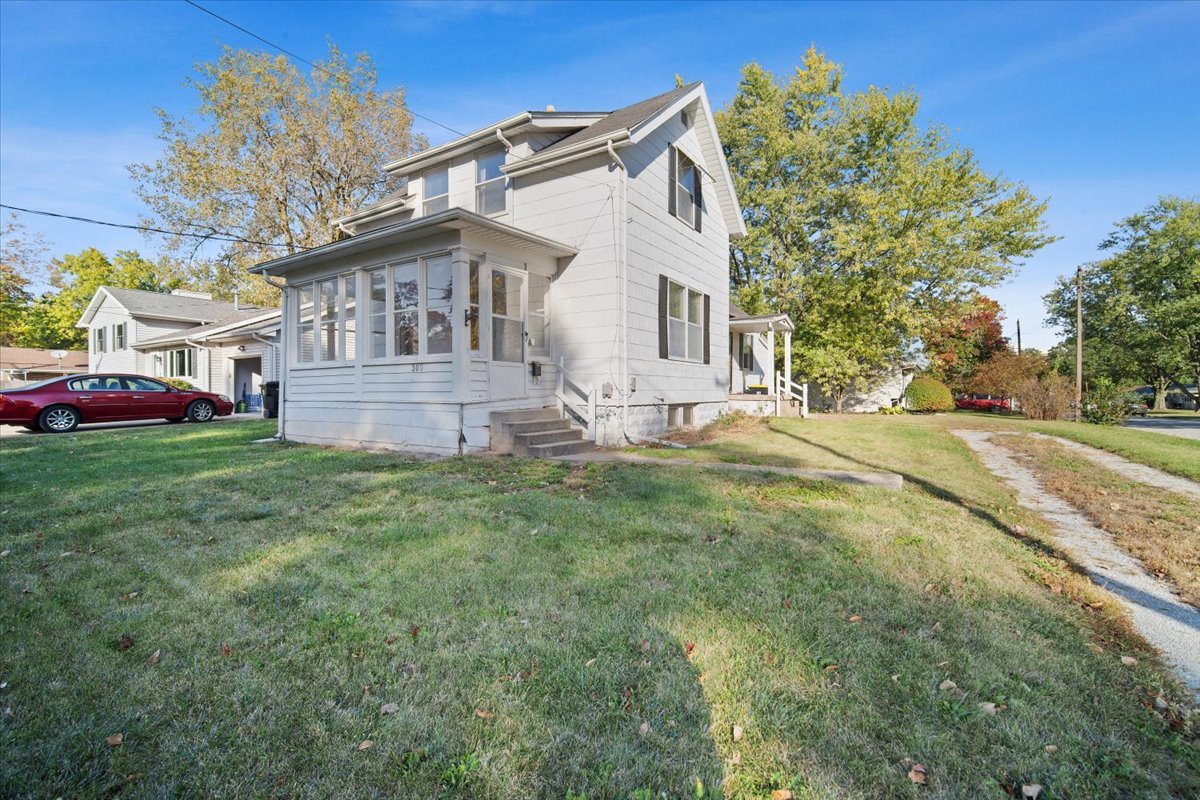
[1,419,1197,799]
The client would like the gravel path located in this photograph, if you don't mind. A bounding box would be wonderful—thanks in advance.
[1032,433,1200,501]
[953,429,1200,692]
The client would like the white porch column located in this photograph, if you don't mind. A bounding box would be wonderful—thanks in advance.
[766,326,775,387]
[450,247,472,404]
[784,329,792,391]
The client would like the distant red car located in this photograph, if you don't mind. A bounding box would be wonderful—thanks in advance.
[954,393,1010,413]
[0,374,233,433]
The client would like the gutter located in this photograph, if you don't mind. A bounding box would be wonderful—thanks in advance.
[503,132,631,178]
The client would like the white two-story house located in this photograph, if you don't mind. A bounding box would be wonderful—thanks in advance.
[252,82,801,455]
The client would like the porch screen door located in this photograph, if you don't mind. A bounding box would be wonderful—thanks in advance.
[489,266,527,399]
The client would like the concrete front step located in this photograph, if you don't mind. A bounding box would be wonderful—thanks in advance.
[505,418,572,435]
[491,407,562,424]
[528,439,595,457]
[515,428,583,447]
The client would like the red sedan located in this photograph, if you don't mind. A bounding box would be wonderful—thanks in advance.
[0,374,234,433]
[954,393,1010,413]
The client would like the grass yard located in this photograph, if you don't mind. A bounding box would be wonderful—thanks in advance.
[1,418,1198,799]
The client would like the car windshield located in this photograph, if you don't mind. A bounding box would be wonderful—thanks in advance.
[3,377,66,392]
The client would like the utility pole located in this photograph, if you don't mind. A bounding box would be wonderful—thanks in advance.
[1075,266,1083,420]
[1016,319,1022,355]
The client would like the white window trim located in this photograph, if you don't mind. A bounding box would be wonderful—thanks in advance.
[164,347,195,379]
[475,149,507,217]
[363,252,457,365]
[666,278,704,363]
[113,322,127,351]
[293,271,359,367]
[94,327,106,354]
[673,149,697,228]
[422,165,449,216]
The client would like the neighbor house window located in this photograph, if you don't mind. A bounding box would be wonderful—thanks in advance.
[668,146,702,232]
[528,273,549,351]
[476,150,506,215]
[113,322,127,350]
[422,165,449,215]
[94,327,106,353]
[295,274,356,364]
[659,277,707,363]
[165,348,195,378]
[367,255,457,359]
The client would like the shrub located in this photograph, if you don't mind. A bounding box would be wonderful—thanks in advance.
[904,377,954,412]
[1082,377,1138,425]
[1015,374,1072,420]
[162,378,196,391]
[878,404,906,415]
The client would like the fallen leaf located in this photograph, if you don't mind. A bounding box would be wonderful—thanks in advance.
[1154,696,1168,711]
[923,582,938,593]
[891,674,900,683]
[824,664,839,672]
[1044,745,1058,754]
[938,679,958,693]
[907,763,927,784]
[106,733,123,747]
[684,641,696,659]
[1120,655,1138,668]
[848,615,863,623]
[1109,503,1121,511]
[381,703,399,715]
[638,639,651,652]
[638,721,650,736]
[1022,783,1042,799]
[782,598,793,609]
[585,657,597,667]
[148,649,160,666]
[0,550,10,558]
[732,724,744,742]
[384,634,398,645]
[977,702,997,715]
[221,644,232,657]
[1047,582,1063,594]
[771,791,794,800]
[730,751,741,766]
[120,591,139,601]
[118,635,134,652]
[474,708,494,719]
[1013,524,1024,535]
[357,739,373,751]
[410,625,421,640]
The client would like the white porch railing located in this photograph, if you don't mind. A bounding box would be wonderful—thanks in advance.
[556,357,597,440]
[775,371,809,418]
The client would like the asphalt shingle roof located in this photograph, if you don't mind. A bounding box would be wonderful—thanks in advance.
[135,309,278,347]
[102,286,249,323]
[532,82,700,160]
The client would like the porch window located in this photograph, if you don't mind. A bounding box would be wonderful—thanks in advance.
[491,270,523,362]
[318,278,339,361]
[94,327,106,353]
[392,261,419,356]
[113,322,126,350]
[297,284,315,362]
[476,150,506,215]
[165,348,194,378]
[368,269,387,358]
[467,260,481,352]
[343,274,357,360]
[740,333,753,370]
[422,165,449,215]
[425,255,453,354]
[528,273,549,351]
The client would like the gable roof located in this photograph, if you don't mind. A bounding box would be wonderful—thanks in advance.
[530,83,700,161]
[133,308,281,349]
[77,286,252,327]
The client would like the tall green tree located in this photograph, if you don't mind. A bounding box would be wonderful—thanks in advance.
[923,296,1008,393]
[716,49,1056,410]
[1044,197,1199,408]
[0,214,45,346]
[130,43,425,307]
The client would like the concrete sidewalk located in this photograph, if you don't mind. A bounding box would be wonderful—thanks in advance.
[552,451,904,490]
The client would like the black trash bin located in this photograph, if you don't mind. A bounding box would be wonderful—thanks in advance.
[262,381,280,419]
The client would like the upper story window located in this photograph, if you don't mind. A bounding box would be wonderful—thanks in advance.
[672,148,699,229]
[94,327,106,353]
[422,165,449,215]
[476,150,506,215]
[113,322,127,350]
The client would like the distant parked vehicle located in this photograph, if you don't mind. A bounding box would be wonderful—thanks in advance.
[0,374,233,433]
[954,393,1010,413]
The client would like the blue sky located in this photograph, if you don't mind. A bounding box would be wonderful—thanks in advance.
[2,0,1198,350]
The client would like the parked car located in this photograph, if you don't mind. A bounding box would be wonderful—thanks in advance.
[954,393,1010,413]
[0,374,233,433]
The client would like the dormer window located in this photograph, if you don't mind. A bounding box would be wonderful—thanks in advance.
[476,150,506,215]
[422,166,449,215]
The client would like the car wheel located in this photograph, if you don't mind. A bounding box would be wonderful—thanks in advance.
[187,400,216,423]
[38,405,80,433]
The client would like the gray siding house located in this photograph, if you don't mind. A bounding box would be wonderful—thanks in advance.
[253,82,803,455]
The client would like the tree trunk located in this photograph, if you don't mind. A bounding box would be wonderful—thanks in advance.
[1153,375,1169,411]
[833,391,845,413]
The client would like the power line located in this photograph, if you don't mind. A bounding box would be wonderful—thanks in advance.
[0,203,288,248]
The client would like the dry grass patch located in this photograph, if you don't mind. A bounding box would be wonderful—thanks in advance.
[1001,434,1200,607]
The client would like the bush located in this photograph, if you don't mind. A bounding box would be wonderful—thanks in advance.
[162,378,196,391]
[878,404,906,415]
[904,377,954,412]
[1015,374,1072,420]
[1082,377,1138,425]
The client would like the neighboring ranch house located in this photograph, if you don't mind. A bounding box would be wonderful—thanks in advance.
[0,347,88,388]
[77,287,281,403]
[252,82,804,455]
[807,364,918,413]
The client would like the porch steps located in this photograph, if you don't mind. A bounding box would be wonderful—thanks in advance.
[490,407,594,457]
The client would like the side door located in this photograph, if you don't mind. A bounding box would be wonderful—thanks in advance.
[488,266,527,400]
[122,377,183,419]
[69,376,131,421]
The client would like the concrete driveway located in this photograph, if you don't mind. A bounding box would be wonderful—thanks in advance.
[1124,415,1200,440]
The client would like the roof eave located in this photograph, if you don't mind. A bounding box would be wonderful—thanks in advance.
[383,112,534,173]
[502,132,631,178]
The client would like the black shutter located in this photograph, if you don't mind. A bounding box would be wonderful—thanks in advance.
[658,274,669,359]
[703,294,711,364]
[693,168,702,233]
[667,145,676,218]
